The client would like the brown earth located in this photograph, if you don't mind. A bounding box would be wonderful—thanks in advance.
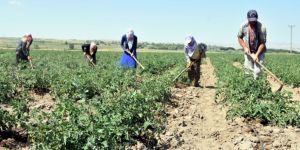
[27,91,55,113]
[2,60,300,150]
[132,59,300,150]
[0,91,55,150]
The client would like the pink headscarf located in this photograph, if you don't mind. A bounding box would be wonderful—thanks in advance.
[26,34,33,42]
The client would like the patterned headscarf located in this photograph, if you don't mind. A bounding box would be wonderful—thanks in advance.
[184,35,197,57]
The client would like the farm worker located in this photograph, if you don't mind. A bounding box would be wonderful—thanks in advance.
[119,29,138,69]
[238,10,267,80]
[184,35,207,87]
[82,42,98,65]
[16,34,33,64]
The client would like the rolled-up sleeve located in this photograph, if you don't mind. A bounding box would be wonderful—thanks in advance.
[237,24,245,39]
[259,26,267,43]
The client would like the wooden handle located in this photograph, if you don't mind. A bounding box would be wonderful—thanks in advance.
[172,67,188,82]
[29,59,34,70]
[86,55,96,67]
[248,54,284,85]
[172,62,194,82]
[257,61,284,85]
[125,49,145,69]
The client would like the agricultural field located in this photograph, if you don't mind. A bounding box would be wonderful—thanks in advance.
[266,54,300,87]
[0,50,186,149]
[1,50,300,149]
[209,53,300,125]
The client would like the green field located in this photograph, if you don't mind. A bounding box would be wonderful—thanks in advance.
[0,50,300,149]
[0,50,186,149]
[209,53,300,126]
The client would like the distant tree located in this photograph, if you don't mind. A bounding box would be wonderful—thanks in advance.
[34,44,40,49]
[69,43,75,50]
[220,47,235,51]
[65,41,68,45]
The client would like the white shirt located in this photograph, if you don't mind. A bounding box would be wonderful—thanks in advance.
[128,40,133,49]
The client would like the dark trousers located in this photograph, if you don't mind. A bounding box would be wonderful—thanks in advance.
[16,51,29,64]
[188,59,201,86]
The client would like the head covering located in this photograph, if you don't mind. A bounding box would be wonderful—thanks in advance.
[247,10,258,22]
[90,42,96,48]
[126,29,134,39]
[24,33,33,42]
[21,35,27,42]
[185,36,194,45]
[184,35,197,57]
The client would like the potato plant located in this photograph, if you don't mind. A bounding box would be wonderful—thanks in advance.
[0,50,184,149]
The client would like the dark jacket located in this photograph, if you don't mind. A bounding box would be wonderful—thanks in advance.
[82,44,97,64]
[16,41,29,58]
[82,44,97,57]
[120,35,137,56]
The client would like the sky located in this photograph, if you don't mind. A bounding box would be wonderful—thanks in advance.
[1,0,300,50]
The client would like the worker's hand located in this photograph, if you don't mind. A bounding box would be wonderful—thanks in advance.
[252,54,259,63]
[89,58,93,62]
[27,56,32,61]
[243,47,250,55]
[186,62,192,71]
[186,62,191,68]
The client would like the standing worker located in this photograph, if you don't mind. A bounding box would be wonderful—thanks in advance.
[184,35,207,87]
[82,42,98,66]
[16,34,33,64]
[238,10,267,80]
[119,29,138,69]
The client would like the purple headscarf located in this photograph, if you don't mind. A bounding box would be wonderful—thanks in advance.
[184,35,197,57]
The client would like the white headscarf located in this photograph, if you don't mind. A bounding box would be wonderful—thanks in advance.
[126,29,134,41]
[90,42,96,49]
[90,42,97,54]
[184,35,197,57]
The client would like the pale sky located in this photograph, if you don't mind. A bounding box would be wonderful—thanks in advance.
[0,0,299,50]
